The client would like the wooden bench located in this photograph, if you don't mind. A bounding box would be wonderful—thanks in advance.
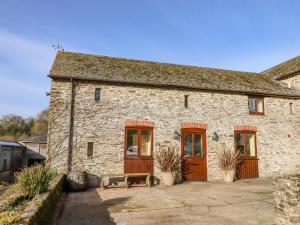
[100,174,125,190]
[100,173,151,189]
[124,173,151,189]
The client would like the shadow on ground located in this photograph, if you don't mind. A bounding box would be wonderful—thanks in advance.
[54,189,130,225]
[54,178,274,225]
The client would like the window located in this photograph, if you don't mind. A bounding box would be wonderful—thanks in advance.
[183,133,203,157]
[1,158,8,170]
[184,95,189,108]
[126,128,153,158]
[87,142,94,157]
[127,130,138,156]
[141,130,152,156]
[95,88,101,102]
[248,96,264,115]
[234,131,257,157]
[290,102,294,115]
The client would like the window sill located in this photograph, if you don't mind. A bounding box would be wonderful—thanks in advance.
[249,112,265,116]
[240,157,259,160]
[125,156,153,160]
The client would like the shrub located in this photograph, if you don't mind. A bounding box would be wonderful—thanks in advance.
[154,141,180,173]
[17,165,56,199]
[217,148,241,171]
[0,211,22,225]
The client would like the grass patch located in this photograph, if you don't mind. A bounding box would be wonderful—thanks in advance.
[0,184,21,202]
[0,211,23,225]
[0,165,57,224]
[17,164,56,200]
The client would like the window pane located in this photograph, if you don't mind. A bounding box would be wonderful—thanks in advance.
[257,98,263,113]
[127,130,138,156]
[184,134,192,156]
[246,133,256,157]
[141,130,152,156]
[249,97,256,112]
[95,88,101,102]
[184,95,189,108]
[194,134,203,157]
[87,142,94,157]
[235,133,245,156]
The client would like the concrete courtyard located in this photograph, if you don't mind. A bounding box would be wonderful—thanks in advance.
[55,178,275,225]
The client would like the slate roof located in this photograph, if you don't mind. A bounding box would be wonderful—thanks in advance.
[20,135,47,143]
[0,141,22,147]
[263,56,300,80]
[49,51,300,98]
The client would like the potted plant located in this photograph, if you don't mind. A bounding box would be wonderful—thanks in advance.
[154,141,180,186]
[217,148,241,182]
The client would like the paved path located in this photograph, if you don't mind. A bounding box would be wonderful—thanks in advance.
[54,178,274,225]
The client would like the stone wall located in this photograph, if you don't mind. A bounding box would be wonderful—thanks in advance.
[0,174,65,225]
[274,174,300,225]
[48,79,300,183]
[47,79,72,172]
[280,74,300,91]
[21,174,66,225]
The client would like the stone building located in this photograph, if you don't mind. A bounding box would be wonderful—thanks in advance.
[264,56,300,91]
[47,51,300,186]
[0,141,25,183]
[19,135,46,166]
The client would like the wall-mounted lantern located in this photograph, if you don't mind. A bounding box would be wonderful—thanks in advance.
[212,131,221,142]
[174,130,181,140]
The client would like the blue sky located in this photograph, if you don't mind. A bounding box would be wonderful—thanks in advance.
[1,0,300,117]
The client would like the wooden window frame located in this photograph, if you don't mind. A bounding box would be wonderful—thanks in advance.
[248,96,265,115]
[125,126,153,160]
[87,142,94,157]
[184,95,189,108]
[181,128,207,158]
[95,88,101,102]
[289,102,294,115]
[234,131,258,159]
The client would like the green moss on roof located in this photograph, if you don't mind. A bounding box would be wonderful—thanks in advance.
[263,56,300,79]
[49,51,300,98]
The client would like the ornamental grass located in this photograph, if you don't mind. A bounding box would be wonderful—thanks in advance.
[217,148,241,171]
[154,142,180,173]
[16,164,56,200]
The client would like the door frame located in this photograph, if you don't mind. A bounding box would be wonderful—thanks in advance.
[234,130,259,179]
[124,126,154,175]
[181,128,207,181]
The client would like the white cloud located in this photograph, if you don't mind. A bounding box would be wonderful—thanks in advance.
[0,29,54,117]
[0,76,47,95]
[0,29,55,73]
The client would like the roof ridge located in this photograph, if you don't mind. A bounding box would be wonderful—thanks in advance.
[50,51,300,98]
[58,50,262,76]
[262,55,300,75]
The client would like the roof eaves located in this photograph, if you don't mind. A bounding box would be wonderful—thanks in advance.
[275,69,300,80]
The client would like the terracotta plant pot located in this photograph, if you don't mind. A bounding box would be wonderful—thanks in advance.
[223,170,235,182]
[161,172,175,186]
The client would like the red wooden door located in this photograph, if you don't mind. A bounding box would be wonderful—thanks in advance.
[237,159,259,179]
[234,131,259,179]
[181,129,207,181]
[124,127,154,175]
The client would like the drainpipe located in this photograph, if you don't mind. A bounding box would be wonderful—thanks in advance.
[67,78,75,173]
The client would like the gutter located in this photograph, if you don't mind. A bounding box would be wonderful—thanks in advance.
[67,78,75,172]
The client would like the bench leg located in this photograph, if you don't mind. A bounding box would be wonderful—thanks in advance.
[101,177,105,190]
[125,176,128,189]
[147,176,151,188]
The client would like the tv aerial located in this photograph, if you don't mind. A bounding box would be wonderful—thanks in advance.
[52,42,64,51]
